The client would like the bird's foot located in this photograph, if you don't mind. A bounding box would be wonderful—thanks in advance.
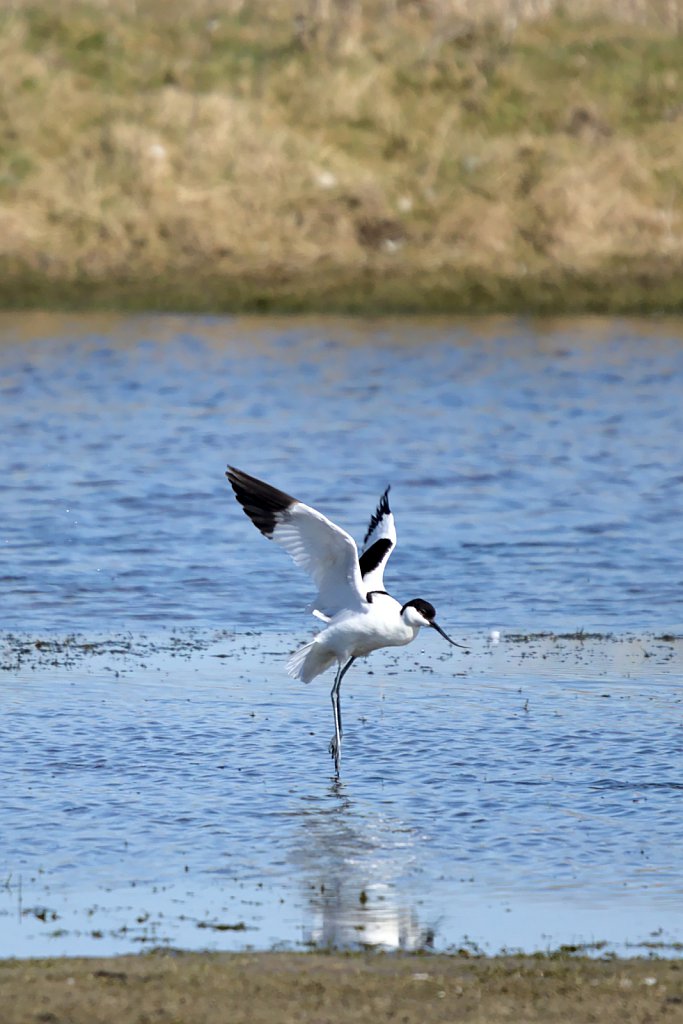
[329,735,342,775]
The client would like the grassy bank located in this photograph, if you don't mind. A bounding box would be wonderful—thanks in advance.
[2,951,683,1024]
[2,1,683,313]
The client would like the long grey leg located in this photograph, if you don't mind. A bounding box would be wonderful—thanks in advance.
[329,657,355,776]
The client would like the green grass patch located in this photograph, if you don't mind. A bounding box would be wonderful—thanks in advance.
[2,259,683,316]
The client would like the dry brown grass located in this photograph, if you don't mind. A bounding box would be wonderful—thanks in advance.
[2,0,683,311]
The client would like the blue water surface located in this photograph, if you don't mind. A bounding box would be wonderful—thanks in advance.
[1,313,682,957]
[1,313,682,633]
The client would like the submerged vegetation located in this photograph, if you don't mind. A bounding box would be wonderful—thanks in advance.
[2,0,683,312]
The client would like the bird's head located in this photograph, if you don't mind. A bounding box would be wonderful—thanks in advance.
[400,598,468,649]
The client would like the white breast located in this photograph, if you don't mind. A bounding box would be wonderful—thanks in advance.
[321,595,416,661]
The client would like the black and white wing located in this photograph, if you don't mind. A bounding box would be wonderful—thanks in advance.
[359,486,396,593]
[226,467,366,618]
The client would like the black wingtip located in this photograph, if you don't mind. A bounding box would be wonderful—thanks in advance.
[363,485,392,546]
[226,466,296,538]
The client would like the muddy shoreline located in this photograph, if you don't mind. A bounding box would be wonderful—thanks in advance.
[3,951,683,1024]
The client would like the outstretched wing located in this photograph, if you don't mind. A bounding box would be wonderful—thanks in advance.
[226,466,366,618]
[359,486,396,593]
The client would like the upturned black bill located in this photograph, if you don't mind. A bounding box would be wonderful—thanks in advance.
[431,621,468,649]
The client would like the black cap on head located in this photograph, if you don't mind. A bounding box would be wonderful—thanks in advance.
[400,598,436,620]
[401,597,468,649]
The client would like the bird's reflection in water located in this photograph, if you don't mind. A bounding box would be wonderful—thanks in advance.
[290,783,435,951]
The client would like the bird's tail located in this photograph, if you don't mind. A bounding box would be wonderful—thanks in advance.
[287,639,335,684]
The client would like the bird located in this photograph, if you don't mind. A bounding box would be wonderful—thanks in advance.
[225,466,467,776]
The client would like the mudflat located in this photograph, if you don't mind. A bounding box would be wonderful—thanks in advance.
[2,952,683,1024]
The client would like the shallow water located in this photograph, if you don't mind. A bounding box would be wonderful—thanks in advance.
[1,314,682,957]
[2,313,683,634]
